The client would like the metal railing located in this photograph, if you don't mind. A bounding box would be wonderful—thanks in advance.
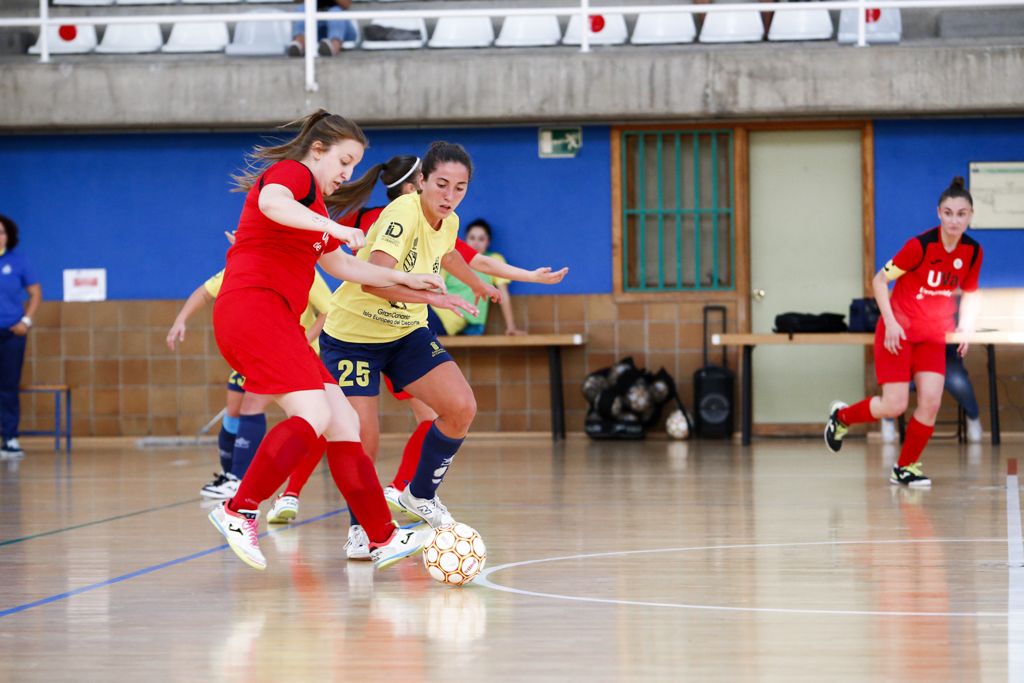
[3,0,1024,92]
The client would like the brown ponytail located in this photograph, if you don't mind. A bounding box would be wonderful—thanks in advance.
[324,163,384,217]
[232,109,369,192]
[938,175,973,207]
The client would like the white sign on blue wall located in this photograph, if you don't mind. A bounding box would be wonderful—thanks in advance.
[63,268,107,302]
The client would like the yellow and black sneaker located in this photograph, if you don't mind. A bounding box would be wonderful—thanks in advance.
[889,462,932,488]
[824,401,849,454]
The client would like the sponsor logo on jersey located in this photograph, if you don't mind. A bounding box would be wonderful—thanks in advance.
[430,340,446,358]
[313,230,330,252]
[403,238,419,272]
[384,222,404,239]
[953,258,963,270]
[1,265,10,276]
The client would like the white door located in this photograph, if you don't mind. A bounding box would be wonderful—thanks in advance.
[749,130,865,424]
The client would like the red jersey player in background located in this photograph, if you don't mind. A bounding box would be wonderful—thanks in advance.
[207,110,447,571]
[825,176,983,487]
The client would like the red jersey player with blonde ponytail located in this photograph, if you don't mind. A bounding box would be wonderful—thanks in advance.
[208,110,444,571]
[824,176,983,487]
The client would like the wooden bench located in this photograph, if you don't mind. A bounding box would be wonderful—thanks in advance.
[441,333,587,440]
[713,330,1023,446]
[19,384,72,452]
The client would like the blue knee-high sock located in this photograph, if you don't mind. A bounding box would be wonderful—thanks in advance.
[217,417,239,475]
[409,423,464,500]
[231,414,267,479]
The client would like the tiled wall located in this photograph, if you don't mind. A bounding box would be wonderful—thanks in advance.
[18,298,1023,438]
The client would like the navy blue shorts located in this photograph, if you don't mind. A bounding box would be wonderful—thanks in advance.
[319,327,454,397]
[226,370,246,394]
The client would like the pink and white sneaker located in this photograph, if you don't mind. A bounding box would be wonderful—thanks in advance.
[209,502,266,571]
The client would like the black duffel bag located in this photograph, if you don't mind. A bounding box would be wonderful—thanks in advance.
[773,312,848,334]
[848,298,881,332]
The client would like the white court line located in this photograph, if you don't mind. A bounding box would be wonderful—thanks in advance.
[1007,461,1024,679]
[477,538,1009,618]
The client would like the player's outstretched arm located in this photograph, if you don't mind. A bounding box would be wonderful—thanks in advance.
[319,248,445,292]
[872,266,905,355]
[469,252,569,285]
[441,250,501,304]
[258,184,366,250]
[167,285,214,351]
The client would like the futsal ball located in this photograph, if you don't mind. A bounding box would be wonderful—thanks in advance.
[423,523,487,586]
[666,408,691,440]
[626,380,652,413]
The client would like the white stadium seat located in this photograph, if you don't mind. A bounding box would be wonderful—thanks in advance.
[95,23,164,53]
[838,8,902,44]
[226,13,291,56]
[28,25,97,54]
[428,17,495,48]
[495,15,561,47]
[768,7,833,41]
[631,12,697,45]
[699,10,764,43]
[361,18,426,50]
[162,21,231,53]
[563,13,628,46]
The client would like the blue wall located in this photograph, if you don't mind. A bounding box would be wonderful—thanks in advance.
[0,126,612,300]
[874,118,1024,288]
[5,119,1022,300]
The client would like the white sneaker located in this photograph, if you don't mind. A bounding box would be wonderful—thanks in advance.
[1,438,24,459]
[369,526,425,570]
[966,416,983,443]
[267,494,299,524]
[209,503,266,571]
[200,472,239,499]
[396,487,455,528]
[880,419,898,444]
[383,486,403,515]
[345,524,372,561]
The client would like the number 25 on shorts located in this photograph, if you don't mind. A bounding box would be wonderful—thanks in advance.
[337,360,370,388]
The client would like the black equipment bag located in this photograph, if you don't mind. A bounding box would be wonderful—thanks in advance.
[772,312,848,334]
[848,298,880,332]
[693,305,734,439]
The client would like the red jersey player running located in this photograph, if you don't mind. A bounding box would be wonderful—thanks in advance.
[207,110,445,570]
[824,176,983,487]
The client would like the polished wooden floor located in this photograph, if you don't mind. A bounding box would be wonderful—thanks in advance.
[0,433,1021,682]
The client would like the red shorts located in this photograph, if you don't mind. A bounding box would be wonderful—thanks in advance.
[213,289,334,395]
[383,374,412,401]
[873,320,946,385]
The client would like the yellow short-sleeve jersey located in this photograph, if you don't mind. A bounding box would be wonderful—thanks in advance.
[203,270,225,297]
[324,193,458,344]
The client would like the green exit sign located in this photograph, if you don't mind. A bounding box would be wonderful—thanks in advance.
[538,127,582,158]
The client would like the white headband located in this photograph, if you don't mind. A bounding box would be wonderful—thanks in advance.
[385,158,420,188]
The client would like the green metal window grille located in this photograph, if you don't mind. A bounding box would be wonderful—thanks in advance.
[621,130,734,292]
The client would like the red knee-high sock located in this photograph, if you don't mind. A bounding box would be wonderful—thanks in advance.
[898,417,934,468]
[838,398,875,426]
[326,441,393,544]
[228,416,320,512]
[391,420,432,491]
[284,447,325,498]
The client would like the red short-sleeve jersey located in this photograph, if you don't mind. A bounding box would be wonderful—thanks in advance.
[220,160,340,318]
[886,227,983,342]
[340,204,478,262]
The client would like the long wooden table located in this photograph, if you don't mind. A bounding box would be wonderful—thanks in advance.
[441,333,587,440]
[712,330,1024,446]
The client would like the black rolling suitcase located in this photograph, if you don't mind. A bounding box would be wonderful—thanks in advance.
[693,305,735,439]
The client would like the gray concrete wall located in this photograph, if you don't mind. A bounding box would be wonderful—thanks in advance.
[2,41,1022,130]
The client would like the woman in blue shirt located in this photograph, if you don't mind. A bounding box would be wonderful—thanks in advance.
[0,214,42,458]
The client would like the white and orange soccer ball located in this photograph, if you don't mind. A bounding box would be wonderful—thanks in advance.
[422,523,487,586]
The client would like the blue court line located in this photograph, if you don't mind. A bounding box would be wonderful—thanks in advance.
[0,506,348,619]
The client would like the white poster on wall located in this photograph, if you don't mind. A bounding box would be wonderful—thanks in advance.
[63,268,107,302]
[969,161,1024,229]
